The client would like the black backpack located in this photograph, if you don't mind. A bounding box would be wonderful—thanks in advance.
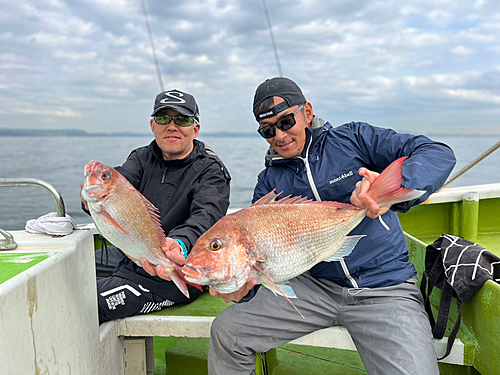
[420,234,500,360]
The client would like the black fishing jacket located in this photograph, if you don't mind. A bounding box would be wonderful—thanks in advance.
[87,139,231,296]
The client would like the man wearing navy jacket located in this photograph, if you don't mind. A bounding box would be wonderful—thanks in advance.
[207,77,456,374]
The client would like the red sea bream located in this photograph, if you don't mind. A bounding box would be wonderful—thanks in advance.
[81,161,190,297]
[182,157,424,313]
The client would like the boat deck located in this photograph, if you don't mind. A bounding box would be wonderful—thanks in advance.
[0,252,54,284]
[1,184,497,374]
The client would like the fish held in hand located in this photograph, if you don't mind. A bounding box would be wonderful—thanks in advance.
[182,157,424,315]
[81,161,191,298]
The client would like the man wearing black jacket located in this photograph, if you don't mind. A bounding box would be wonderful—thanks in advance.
[82,89,231,324]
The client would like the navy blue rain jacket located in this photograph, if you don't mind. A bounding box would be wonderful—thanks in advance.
[252,119,456,289]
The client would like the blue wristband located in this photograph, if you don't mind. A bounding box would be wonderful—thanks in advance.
[173,239,188,258]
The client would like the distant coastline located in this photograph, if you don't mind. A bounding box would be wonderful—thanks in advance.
[0,128,259,138]
[1,128,498,138]
[0,128,260,138]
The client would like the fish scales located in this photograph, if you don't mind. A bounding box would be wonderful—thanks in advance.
[239,204,365,282]
[93,183,165,261]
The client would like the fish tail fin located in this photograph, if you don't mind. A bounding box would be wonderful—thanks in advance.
[367,156,425,208]
[253,263,305,319]
[166,269,191,298]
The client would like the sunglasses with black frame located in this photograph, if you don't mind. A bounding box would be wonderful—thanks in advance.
[257,105,304,139]
[153,113,196,127]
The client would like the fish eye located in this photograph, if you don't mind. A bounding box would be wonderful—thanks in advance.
[101,171,110,180]
[209,239,222,251]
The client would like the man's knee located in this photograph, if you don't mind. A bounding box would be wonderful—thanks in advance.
[211,308,234,340]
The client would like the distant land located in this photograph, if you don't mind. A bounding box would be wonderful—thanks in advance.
[1,128,498,138]
[0,128,259,137]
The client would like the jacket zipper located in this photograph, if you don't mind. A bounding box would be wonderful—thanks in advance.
[300,136,359,288]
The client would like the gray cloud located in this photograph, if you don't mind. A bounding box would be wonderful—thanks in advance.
[0,0,499,135]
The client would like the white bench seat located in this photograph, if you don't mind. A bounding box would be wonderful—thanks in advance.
[115,313,465,366]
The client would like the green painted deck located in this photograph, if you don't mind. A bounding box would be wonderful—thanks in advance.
[0,252,53,284]
[148,292,478,375]
[147,194,500,375]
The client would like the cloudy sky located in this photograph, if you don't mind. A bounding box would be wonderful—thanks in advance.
[1,0,499,136]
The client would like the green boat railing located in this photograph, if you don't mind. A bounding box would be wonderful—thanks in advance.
[400,183,500,375]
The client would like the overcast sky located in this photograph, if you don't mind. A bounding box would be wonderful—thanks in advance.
[1,0,499,136]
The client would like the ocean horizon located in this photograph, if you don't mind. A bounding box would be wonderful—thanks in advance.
[1,133,499,231]
[2,127,500,137]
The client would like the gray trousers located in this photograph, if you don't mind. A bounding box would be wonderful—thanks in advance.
[208,272,439,375]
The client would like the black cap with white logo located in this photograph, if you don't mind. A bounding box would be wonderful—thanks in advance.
[151,89,200,121]
[253,77,306,121]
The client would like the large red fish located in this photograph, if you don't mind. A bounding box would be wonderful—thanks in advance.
[182,157,424,315]
[81,161,192,298]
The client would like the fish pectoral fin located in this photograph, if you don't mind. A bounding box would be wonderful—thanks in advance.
[98,210,131,237]
[327,235,366,261]
[253,263,304,319]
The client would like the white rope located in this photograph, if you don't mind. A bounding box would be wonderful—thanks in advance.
[25,212,78,236]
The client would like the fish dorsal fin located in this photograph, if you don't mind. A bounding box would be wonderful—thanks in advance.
[139,194,167,246]
[252,190,282,205]
[252,190,312,206]
[252,189,359,210]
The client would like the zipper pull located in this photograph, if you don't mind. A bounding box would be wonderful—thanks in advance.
[161,169,167,183]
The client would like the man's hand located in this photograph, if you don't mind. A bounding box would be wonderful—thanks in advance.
[209,279,258,303]
[350,167,390,219]
[80,182,89,211]
[141,237,186,281]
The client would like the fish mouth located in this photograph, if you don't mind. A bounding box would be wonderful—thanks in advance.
[81,184,108,200]
[182,258,252,291]
[83,185,101,192]
[182,265,208,281]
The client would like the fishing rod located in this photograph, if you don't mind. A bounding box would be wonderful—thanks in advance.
[140,0,164,92]
[262,0,283,77]
[438,139,500,191]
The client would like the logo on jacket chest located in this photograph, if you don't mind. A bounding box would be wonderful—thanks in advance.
[329,170,354,185]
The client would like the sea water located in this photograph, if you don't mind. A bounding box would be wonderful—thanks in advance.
[0,134,499,230]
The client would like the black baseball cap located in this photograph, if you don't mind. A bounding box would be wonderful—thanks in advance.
[253,77,306,121]
[151,89,200,121]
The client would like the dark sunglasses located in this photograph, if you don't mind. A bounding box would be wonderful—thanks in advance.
[153,114,196,127]
[257,105,304,139]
